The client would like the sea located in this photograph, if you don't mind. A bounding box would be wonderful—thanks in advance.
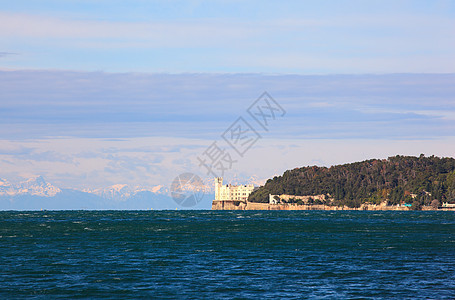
[1,210,454,299]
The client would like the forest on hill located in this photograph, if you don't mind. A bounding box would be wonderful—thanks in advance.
[248,155,455,209]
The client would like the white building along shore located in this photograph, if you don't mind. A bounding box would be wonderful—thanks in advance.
[214,177,255,202]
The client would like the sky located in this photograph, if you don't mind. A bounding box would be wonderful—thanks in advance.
[1,0,455,200]
[1,0,455,73]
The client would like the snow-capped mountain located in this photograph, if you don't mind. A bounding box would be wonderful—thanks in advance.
[0,178,16,196]
[245,175,266,187]
[89,184,133,201]
[0,176,61,197]
[0,176,214,210]
[0,175,258,200]
[85,184,170,201]
[149,185,169,194]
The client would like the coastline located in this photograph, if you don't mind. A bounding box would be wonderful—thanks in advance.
[211,200,454,211]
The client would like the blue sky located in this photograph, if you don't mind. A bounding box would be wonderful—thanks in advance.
[1,0,454,73]
[1,1,455,202]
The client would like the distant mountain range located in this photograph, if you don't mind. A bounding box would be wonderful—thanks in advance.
[0,176,61,197]
[0,176,211,210]
[83,184,169,201]
[0,174,264,210]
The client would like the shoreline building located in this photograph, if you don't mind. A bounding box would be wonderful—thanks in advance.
[214,177,255,202]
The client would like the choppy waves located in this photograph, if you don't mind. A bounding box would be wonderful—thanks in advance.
[0,210,454,299]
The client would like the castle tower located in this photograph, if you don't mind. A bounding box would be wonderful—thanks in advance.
[214,177,223,200]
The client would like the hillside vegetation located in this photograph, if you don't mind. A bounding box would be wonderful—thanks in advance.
[248,155,455,209]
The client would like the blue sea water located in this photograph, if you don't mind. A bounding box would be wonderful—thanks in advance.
[0,211,454,299]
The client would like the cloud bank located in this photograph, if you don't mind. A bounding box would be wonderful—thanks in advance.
[1,70,454,191]
[1,71,454,140]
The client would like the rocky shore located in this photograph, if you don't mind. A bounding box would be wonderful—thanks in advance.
[211,200,452,211]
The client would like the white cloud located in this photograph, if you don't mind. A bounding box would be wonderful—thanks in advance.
[1,11,454,73]
[1,71,454,140]
[2,136,455,194]
[0,12,256,47]
[0,137,211,189]
[1,71,454,190]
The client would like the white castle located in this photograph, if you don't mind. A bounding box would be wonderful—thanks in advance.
[214,177,255,202]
